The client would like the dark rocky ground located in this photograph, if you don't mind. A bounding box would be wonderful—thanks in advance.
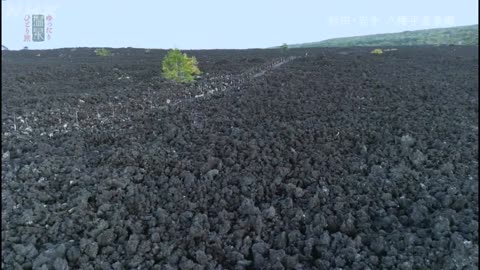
[1,46,478,269]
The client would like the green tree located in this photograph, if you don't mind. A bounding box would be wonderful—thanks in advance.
[280,43,288,54]
[162,49,201,83]
[370,48,383,55]
[95,48,112,57]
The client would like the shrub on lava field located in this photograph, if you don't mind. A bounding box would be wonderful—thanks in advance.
[162,49,201,83]
[371,48,383,55]
[95,48,112,57]
[281,43,289,54]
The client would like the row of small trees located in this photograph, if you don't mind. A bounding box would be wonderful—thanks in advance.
[95,48,201,83]
[96,44,290,84]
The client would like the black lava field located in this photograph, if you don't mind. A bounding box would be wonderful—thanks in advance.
[1,46,478,269]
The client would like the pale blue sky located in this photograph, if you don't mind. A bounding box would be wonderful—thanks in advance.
[1,0,478,50]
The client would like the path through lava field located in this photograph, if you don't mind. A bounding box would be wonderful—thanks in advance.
[1,46,478,269]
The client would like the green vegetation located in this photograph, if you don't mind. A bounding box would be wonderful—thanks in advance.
[95,48,112,57]
[162,49,201,83]
[371,48,383,55]
[284,25,478,48]
[280,43,289,54]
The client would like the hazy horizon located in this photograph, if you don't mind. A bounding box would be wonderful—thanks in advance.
[1,0,478,50]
